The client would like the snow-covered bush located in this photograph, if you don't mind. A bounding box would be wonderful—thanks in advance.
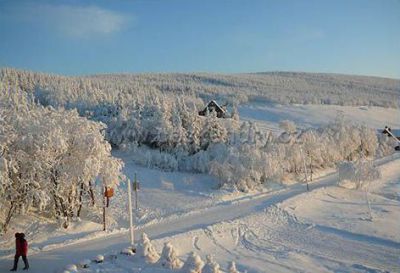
[181,251,204,273]
[228,261,240,273]
[203,255,221,273]
[138,232,160,263]
[159,242,183,269]
[210,117,381,191]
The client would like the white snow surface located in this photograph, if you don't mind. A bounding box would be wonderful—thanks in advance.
[239,103,400,133]
[0,154,399,272]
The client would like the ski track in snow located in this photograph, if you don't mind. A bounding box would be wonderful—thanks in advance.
[245,207,400,272]
[0,154,399,273]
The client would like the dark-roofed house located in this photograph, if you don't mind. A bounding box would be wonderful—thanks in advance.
[198,100,227,118]
[382,126,400,151]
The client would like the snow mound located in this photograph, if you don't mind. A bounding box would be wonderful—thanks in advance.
[64,264,78,272]
[94,254,104,263]
[265,205,300,226]
[79,259,91,268]
[121,247,135,255]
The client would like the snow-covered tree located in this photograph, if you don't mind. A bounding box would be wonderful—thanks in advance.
[181,251,204,273]
[0,94,123,231]
[230,105,240,121]
[376,133,398,157]
[228,261,240,273]
[338,159,380,190]
[138,233,160,263]
[200,111,228,150]
[279,120,297,135]
[203,255,221,273]
[0,67,393,198]
[337,158,381,220]
[159,242,183,269]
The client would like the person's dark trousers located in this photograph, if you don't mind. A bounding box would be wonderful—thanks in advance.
[11,255,29,270]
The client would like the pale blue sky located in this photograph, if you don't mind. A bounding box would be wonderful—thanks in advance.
[0,0,399,78]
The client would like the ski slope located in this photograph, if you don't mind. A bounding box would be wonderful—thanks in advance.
[0,154,398,273]
[239,103,400,133]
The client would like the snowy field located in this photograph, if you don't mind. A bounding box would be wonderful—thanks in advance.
[239,103,400,133]
[0,102,399,272]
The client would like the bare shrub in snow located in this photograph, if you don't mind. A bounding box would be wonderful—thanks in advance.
[181,251,204,273]
[159,242,183,269]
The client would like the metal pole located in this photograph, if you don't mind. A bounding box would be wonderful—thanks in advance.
[127,178,134,246]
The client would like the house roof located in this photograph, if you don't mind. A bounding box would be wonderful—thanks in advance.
[207,100,225,113]
[381,127,400,137]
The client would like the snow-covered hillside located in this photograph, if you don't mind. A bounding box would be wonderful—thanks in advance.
[1,68,400,273]
[2,68,400,108]
[239,103,400,133]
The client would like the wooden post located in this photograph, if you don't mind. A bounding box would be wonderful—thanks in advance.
[103,186,106,231]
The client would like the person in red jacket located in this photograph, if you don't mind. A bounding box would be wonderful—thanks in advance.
[10,233,29,271]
